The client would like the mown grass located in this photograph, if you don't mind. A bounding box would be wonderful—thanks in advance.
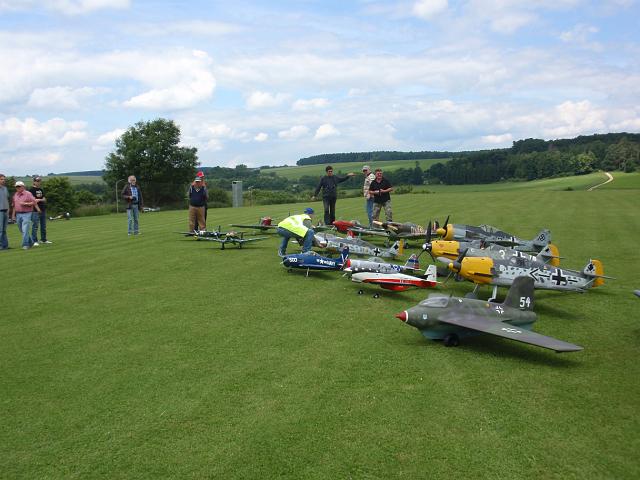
[1,180,639,479]
[268,158,448,180]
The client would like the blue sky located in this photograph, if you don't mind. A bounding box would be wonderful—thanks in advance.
[1,0,639,175]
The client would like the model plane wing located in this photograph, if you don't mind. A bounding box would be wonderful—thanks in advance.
[436,313,583,352]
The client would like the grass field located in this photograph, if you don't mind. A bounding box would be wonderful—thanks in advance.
[16,175,106,186]
[1,175,639,478]
[267,158,448,180]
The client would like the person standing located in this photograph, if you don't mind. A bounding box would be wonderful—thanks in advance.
[277,208,315,256]
[12,181,40,250]
[121,175,143,235]
[369,168,394,222]
[311,165,355,225]
[188,176,208,232]
[29,176,51,245]
[361,165,376,227]
[0,174,10,250]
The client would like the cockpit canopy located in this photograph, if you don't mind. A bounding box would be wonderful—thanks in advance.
[419,296,449,308]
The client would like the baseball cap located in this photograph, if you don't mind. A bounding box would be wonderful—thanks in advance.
[15,181,25,187]
[362,165,370,171]
[304,207,314,215]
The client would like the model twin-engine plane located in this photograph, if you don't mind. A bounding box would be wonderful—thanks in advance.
[178,228,268,249]
[314,232,402,258]
[435,216,551,253]
[281,247,349,276]
[396,276,583,352]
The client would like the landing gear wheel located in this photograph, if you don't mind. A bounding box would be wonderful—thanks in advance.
[373,293,380,299]
[357,289,364,295]
[443,333,460,347]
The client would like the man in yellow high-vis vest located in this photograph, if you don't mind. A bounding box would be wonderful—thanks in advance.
[277,207,315,256]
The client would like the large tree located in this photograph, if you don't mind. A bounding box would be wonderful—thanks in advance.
[103,119,198,205]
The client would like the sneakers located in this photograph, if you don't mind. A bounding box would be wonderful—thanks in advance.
[22,246,29,250]
[43,240,53,244]
[33,242,40,247]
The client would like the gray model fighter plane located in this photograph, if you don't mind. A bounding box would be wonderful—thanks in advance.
[194,230,269,249]
[441,249,612,301]
[435,216,551,253]
[314,232,402,258]
[395,276,583,352]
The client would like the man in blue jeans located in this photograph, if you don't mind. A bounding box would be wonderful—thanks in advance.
[0,174,10,250]
[121,175,144,235]
[12,181,40,250]
[276,208,315,256]
[29,176,52,245]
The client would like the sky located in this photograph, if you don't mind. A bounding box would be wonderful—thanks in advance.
[1,0,639,175]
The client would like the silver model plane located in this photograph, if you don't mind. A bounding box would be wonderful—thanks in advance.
[395,276,583,352]
[314,232,402,258]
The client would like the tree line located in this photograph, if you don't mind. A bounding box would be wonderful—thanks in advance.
[425,134,639,185]
[296,150,454,166]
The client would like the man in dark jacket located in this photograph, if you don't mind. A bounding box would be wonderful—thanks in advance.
[121,175,143,235]
[188,177,208,232]
[312,165,355,225]
[369,168,394,222]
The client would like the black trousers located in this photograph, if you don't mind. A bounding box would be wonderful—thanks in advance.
[322,196,337,225]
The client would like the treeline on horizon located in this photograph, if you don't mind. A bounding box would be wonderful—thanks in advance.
[426,132,639,184]
[298,132,639,184]
[297,150,455,166]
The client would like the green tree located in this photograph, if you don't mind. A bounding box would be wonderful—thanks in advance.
[42,177,78,214]
[76,190,99,205]
[103,119,198,205]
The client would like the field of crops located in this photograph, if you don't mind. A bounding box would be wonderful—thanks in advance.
[1,173,638,478]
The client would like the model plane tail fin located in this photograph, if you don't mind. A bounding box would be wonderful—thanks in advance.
[340,246,350,265]
[405,254,419,271]
[503,276,535,311]
[532,229,551,249]
[537,243,561,266]
[583,259,613,287]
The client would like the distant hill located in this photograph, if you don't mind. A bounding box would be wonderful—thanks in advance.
[51,170,103,176]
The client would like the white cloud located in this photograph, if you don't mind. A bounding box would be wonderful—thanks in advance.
[246,91,289,109]
[314,123,340,140]
[278,125,310,139]
[482,133,513,144]
[27,86,101,109]
[412,0,448,20]
[292,97,329,111]
[2,152,62,171]
[254,132,268,142]
[0,117,87,150]
[123,51,216,110]
[0,0,131,15]
[91,128,125,150]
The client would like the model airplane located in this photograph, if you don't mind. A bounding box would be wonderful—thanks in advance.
[282,247,349,276]
[178,229,226,238]
[314,232,402,258]
[195,231,269,249]
[143,207,160,212]
[49,212,71,220]
[343,254,421,275]
[395,276,583,352]
[441,249,612,301]
[332,220,389,237]
[230,216,278,231]
[351,264,438,291]
[435,216,551,253]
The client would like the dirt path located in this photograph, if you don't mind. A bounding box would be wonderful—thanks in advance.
[588,171,613,191]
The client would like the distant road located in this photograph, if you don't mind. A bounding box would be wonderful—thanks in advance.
[588,172,613,191]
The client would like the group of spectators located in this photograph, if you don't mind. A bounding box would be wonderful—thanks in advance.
[277,164,394,256]
[120,171,210,236]
[0,173,51,251]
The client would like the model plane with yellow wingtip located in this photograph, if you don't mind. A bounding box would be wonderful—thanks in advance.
[435,216,551,253]
[440,249,613,301]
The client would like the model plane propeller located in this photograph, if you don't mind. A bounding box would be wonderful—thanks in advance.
[395,276,583,352]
